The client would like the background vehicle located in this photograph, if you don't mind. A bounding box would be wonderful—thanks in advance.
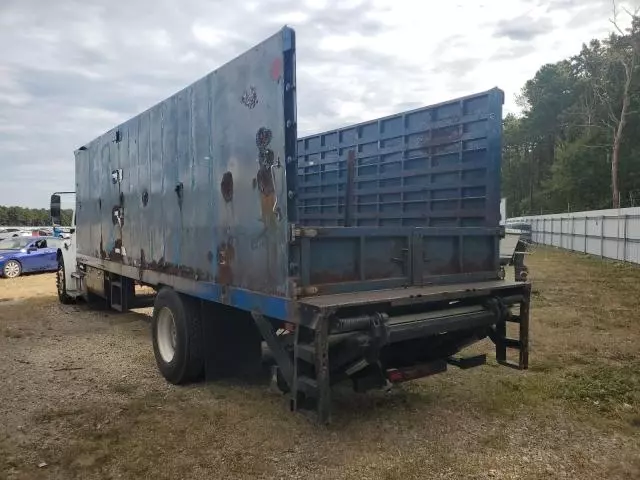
[0,236,66,278]
[51,27,531,424]
[499,198,530,281]
[0,228,32,241]
[505,221,533,244]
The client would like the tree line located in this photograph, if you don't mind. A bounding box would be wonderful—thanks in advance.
[0,206,73,227]
[502,6,640,217]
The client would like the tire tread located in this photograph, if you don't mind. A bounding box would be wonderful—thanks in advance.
[152,287,204,384]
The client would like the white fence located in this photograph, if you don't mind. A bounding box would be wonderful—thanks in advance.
[508,207,640,264]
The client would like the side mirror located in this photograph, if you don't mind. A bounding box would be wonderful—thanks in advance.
[50,194,61,225]
[27,247,37,253]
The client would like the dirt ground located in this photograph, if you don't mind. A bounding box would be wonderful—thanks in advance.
[1,248,639,480]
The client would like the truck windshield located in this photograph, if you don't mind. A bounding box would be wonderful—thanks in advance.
[0,237,31,250]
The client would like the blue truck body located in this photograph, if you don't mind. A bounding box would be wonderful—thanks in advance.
[294,89,505,298]
[297,89,503,228]
[75,28,297,320]
[63,26,530,423]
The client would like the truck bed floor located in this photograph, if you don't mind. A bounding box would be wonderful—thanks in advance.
[299,280,525,309]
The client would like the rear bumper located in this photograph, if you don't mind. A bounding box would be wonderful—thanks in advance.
[385,305,497,343]
[313,282,531,383]
[260,280,532,423]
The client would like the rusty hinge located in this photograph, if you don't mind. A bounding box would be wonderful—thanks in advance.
[289,224,318,243]
[295,286,319,297]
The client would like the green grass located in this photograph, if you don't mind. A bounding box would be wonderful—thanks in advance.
[553,363,640,412]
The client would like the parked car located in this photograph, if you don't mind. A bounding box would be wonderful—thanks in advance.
[0,228,30,241]
[0,236,67,278]
[30,228,54,237]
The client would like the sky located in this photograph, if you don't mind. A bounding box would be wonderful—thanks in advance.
[1,0,638,208]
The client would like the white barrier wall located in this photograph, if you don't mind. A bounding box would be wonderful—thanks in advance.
[508,207,640,264]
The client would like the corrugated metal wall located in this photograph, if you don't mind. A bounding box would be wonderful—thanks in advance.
[509,207,640,264]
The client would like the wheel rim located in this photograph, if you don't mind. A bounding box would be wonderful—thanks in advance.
[4,261,20,278]
[157,307,177,363]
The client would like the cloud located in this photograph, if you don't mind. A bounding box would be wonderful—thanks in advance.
[491,43,538,61]
[1,0,639,207]
[494,15,554,41]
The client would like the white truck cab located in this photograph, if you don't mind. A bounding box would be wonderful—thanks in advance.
[50,193,81,303]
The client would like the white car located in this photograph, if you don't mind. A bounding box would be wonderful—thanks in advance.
[0,228,32,241]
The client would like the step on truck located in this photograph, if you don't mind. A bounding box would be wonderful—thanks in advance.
[50,26,531,424]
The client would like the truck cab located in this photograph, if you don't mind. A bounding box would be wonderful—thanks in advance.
[50,192,81,304]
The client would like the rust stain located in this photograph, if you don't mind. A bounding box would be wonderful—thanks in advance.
[270,58,283,81]
[142,256,212,282]
[221,171,233,202]
[215,241,235,285]
[255,127,277,226]
[256,127,272,149]
[110,238,124,263]
[240,86,258,109]
[174,182,184,211]
[252,125,280,286]
[423,125,462,147]
[139,249,147,280]
[99,236,106,259]
[257,169,276,224]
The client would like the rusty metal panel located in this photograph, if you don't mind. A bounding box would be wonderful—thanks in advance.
[293,89,504,290]
[292,226,501,296]
[296,88,504,228]
[75,27,296,300]
[85,266,106,296]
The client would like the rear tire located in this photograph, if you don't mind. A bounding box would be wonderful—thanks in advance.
[152,287,204,384]
[56,255,74,304]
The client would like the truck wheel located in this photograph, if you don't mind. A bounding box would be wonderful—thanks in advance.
[3,260,22,278]
[152,287,204,384]
[56,255,74,304]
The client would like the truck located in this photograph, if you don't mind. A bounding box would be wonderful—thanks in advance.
[50,27,531,424]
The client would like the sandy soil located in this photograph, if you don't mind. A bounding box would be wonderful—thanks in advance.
[0,248,639,479]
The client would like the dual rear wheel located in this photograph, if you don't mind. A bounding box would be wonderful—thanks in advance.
[151,288,204,384]
[151,287,263,385]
